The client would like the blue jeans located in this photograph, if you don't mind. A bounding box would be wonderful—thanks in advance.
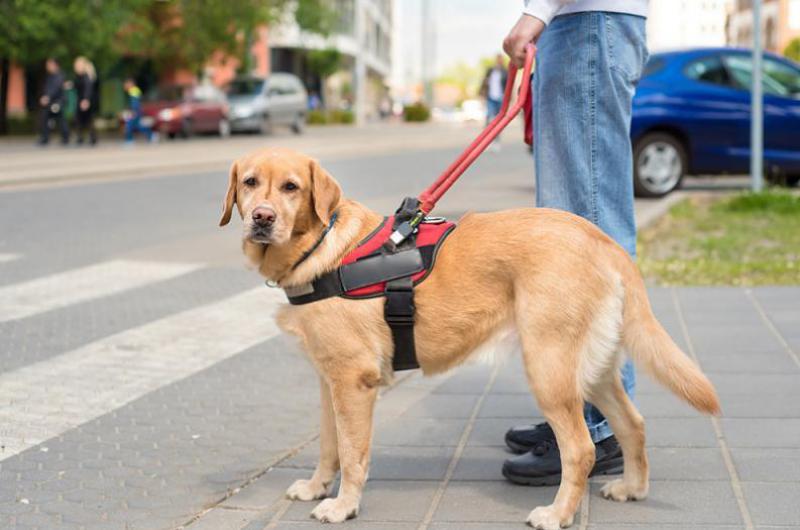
[124,114,153,142]
[486,97,502,124]
[533,12,648,442]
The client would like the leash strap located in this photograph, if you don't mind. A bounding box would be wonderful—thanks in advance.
[418,44,536,214]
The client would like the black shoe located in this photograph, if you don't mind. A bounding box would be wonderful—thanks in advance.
[502,433,624,486]
[505,422,554,454]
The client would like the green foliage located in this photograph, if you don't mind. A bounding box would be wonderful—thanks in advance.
[403,102,430,122]
[306,109,354,125]
[307,48,342,78]
[785,38,800,63]
[638,191,800,285]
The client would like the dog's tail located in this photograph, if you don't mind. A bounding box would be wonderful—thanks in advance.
[621,269,721,415]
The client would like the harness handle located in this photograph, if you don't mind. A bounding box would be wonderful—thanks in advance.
[418,44,536,214]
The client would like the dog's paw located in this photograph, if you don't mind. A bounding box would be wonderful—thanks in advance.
[526,504,573,529]
[600,478,648,502]
[310,497,359,523]
[286,479,328,501]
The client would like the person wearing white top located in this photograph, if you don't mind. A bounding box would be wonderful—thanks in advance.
[501,2,649,527]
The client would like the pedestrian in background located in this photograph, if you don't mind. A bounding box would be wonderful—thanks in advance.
[501,0,649,486]
[74,57,98,146]
[38,58,69,146]
[480,54,508,151]
[122,78,155,144]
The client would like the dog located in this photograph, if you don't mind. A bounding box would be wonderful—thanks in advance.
[219,147,721,529]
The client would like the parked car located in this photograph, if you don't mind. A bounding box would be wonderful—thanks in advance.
[226,73,307,134]
[141,84,230,139]
[631,47,800,197]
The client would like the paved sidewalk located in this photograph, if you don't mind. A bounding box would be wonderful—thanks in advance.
[186,286,800,530]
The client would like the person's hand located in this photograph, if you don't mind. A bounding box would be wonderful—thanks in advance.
[40,95,49,106]
[503,14,545,67]
[80,99,90,111]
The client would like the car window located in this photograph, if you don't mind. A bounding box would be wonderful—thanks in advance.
[228,79,265,96]
[685,56,732,87]
[764,58,800,98]
[723,55,794,97]
[268,77,287,95]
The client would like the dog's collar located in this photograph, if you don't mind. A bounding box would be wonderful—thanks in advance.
[290,211,338,271]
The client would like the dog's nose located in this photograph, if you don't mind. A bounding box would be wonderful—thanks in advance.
[252,206,276,227]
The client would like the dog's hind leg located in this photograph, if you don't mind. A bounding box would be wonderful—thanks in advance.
[310,364,380,523]
[585,375,649,502]
[520,338,595,530]
[287,376,340,501]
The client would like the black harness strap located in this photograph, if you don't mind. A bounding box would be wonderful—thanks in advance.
[384,276,418,370]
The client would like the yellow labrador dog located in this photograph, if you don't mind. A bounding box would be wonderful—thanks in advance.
[219,147,720,529]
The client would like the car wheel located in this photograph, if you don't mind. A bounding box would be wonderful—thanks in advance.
[259,115,273,135]
[218,118,231,138]
[180,119,193,139]
[633,132,686,198]
[291,113,305,135]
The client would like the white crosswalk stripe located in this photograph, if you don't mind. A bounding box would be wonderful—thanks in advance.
[0,253,21,264]
[0,259,201,323]
[0,286,286,461]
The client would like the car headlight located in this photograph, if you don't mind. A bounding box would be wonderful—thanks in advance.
[158,108,180,121]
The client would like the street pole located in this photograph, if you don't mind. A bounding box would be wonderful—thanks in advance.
[421,0,435,106]
[751,0,763,192]
[354,0,367,125]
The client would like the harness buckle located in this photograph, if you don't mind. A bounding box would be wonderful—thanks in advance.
[384,282,415,325]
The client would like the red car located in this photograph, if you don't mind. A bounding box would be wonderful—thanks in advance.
[141,85,231,139]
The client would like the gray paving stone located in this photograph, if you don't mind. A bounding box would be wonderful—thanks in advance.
[698,351,799,373]
[730,448,800,482]
[189,507,263,530]
[709,374,800,397]
[647,447,729,481]
[368,445,455,480]
[636,392,700,418]
[716,394,800,418]
[430,524,528,530]
[281,480,438,522]
[431,367,492,395]
[721,419,800,448]
[644,418,718,447]
[373,418,466,447]
[587,525,744,530]
[274,522,417,530]
[400,394,479,419]
[451,446,509,481]
[589,480,742,525]
[223,468,308,511]
[466,418,535,447]
[742,482,800,527]
[478,394,542,419]
[433,480,560,523]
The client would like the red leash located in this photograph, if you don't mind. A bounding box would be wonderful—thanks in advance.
[417,44,536,214]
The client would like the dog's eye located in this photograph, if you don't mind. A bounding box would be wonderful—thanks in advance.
[243,177,257,187]
[282,181,299,192]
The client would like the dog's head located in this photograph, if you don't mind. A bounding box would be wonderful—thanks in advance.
[219,148,341,249]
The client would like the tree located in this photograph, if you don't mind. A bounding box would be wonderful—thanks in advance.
[0,0,334,134]
[785,38,800,63]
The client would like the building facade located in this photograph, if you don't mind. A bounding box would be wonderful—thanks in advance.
[727,0,800,53]
[267,0,393,123]
[647,0,734,51]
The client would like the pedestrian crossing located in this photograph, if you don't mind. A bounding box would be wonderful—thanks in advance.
[0,259,201,323]
[0,253,20,264]
[0,259,287,461]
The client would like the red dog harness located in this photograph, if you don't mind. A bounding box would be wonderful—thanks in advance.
[285,210,455,370]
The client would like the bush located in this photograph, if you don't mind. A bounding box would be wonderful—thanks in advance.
[306,110,328,124]
[403,102,430,122]
[306,109,354,125]
[328,109,354,124]
[6,114,36,135]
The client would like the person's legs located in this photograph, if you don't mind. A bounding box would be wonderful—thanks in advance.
[533,11,647,442]
[39,108,51,144]
[56,111,69,144]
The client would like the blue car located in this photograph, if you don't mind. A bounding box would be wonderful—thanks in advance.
[631,47,800,197]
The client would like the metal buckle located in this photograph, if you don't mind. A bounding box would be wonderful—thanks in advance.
[385,284,415,325]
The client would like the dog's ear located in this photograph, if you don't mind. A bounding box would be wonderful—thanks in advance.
[309,159,341,225]
[219,162,238,227]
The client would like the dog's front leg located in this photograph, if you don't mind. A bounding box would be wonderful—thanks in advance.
[310,368,379,523]
[287,376,339,501]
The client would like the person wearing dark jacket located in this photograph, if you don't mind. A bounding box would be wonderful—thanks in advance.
[480,54,508,150]
[38,58,69,146]
[73,56,98,145]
